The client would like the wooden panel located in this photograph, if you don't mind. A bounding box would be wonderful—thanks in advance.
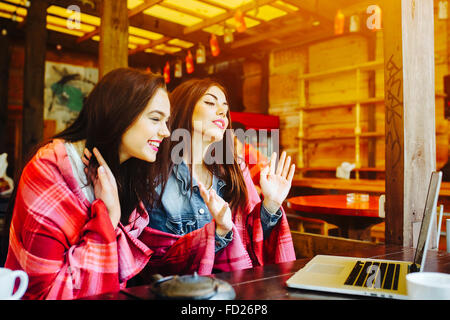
[268,2,448,185]
[242,59,262,113]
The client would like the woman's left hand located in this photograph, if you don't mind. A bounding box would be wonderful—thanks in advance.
[259,151,295,213]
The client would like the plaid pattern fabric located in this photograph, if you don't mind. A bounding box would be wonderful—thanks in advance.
[140,162,296,276]
[4,140,152,300]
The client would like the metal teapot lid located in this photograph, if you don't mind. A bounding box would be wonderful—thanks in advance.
[150,272,235,300]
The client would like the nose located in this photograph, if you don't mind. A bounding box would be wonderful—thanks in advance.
[217,104,227,117]
[159,122,170,138]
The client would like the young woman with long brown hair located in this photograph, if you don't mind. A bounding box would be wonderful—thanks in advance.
[3,68,171,299]
[142,78,296,276]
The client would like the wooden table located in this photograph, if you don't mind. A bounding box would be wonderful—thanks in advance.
[287,195,383,240]
[81,245,450,302]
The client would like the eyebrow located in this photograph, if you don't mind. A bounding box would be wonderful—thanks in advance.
[205,93,228,105]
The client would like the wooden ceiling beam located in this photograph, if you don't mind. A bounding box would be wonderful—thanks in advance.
[77,0,163,43]
[282,0,334,29]
[130,0,281,55]
[182,0,277,35]
[230,22,312,50]
[129,12,211,45]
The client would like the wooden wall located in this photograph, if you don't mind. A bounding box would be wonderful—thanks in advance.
[268,2,449,177]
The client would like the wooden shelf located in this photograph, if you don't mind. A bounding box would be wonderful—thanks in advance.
[305,97,385,111]
[301,92,445,111]
[303,132,384,142]
[298,60,383,80]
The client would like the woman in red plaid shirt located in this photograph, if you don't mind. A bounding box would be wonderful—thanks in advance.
[3,68,171,299]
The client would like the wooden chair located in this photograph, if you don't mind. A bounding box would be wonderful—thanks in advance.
[370,222,385,243]
[291,231,378,258]
[286,213,340,236]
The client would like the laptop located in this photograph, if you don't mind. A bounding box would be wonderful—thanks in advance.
[286,171,442,299]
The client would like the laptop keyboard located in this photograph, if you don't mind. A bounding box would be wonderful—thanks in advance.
[344,261,401,290]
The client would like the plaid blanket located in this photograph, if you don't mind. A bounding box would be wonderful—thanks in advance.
[139,159,296,276]
[5,140,295,299]
[4,140,152,300]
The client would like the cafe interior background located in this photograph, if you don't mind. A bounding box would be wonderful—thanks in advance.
[0,0,449,265]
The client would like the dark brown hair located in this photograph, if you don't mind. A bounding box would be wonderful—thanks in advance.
[168,78,248,212]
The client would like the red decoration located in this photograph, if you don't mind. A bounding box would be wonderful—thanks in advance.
[163,61,170,84]
[210,34,220,57]
[186,50,194,74]
[234,9,246,33]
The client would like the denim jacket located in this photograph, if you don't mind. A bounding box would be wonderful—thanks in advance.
[147,161,282,252]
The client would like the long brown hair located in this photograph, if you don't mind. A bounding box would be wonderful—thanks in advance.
[168,78,248,212]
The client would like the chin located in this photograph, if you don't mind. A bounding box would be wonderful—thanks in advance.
[137,152,157,163]
[205,129,225,142]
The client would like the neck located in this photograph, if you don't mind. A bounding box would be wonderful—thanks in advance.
[182,133,214,189]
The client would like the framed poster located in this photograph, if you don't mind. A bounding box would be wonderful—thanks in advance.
[44,61,98,134]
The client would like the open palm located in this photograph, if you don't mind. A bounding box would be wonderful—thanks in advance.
[260,151,295,212]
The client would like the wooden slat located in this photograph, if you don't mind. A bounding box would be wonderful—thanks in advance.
[298,60,383,80]
[230,22,311,50]
[182,0,277,34]
[77,0,163,43]
[290,231,378,258]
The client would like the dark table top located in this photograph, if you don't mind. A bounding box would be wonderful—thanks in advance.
[81,244,450,301]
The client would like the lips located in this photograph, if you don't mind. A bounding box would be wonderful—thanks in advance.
[212,119,226,130]
[148,140,161,151]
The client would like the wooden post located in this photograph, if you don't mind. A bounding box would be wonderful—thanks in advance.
[22,0,48,164]
[382,0,436,247]
[0,26,10,154]
[99,0,129,78]
[367,32,377,179]
[355,68,361,180]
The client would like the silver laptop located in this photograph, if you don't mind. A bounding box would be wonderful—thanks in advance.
[286,171,442,299]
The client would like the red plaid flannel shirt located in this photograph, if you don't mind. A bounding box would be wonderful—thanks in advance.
[4,140,152,299]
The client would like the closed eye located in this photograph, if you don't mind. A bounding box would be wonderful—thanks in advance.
[204,101,215,106]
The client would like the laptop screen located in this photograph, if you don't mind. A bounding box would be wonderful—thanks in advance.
[412,171,442,269]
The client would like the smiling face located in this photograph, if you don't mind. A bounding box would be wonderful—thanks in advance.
[192,85,229,143]
[119,88,171,164]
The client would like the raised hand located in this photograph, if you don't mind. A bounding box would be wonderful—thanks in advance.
[83,148,121,229]
[198,181,232,236]
[259,151,296,214]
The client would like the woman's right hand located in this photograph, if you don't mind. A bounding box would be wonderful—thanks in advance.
[198,182,232,237]
[83,148,121,229]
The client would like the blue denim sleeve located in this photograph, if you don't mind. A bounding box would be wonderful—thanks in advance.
[261,204,282,239]
[215,230,233,253]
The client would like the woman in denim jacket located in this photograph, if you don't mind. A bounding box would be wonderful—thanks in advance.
[142,78,296,276]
